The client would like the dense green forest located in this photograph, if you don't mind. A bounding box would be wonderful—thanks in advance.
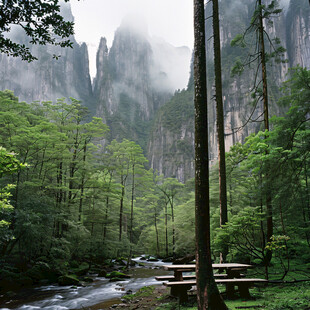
[0,67,309,292]
[0,0,310,309]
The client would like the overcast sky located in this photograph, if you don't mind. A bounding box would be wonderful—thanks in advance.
[70,0,194,80]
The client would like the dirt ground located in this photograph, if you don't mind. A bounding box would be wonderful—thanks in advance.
[107,285,175,310]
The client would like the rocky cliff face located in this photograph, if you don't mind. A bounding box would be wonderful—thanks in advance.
[93,18,191,148]
[0,4,94,111]
[148,90,195,183]
[1,1,308,183]
[207,0,289,160]
[0,7,191,152]
[147,0,309,182]
[286,1,310,68]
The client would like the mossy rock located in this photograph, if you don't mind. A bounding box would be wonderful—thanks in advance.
[89,267,101,274]
[115,259,127,266]
[25,262,53,283]
[162,257,174,263]
[147,257,159,262]
[72,262,89,276]
[106,271,130,279]
[98,269,107,277]
[58,275,80,286]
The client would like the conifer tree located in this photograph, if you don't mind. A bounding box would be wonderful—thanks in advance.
[212,0,228,263]
[231,0,286,268]
[194,0,228,308]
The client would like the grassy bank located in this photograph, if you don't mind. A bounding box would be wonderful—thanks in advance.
[111,281,310,310]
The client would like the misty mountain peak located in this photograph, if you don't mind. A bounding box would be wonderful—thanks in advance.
[98,37,108,56]
[60,0,75,23]
[119,14,148,38]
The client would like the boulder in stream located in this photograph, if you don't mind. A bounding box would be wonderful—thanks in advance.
[147,257,159,262]
[162,257,174,263]
[58,275,80,286]
[98,269,107,277]
[72,262,89,276]
[106,271,131,282]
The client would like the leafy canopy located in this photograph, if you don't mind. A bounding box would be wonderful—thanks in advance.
[0,0,75,61]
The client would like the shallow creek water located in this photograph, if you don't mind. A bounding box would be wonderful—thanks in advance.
[0,257,172,310]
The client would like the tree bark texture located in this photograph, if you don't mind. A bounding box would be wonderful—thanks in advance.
[170,197,176,258]
[194,0,228,308]
[119,175,125,241]
[212,0,228,263]
[154,209,160,256]
[258,0,273,264]
[165,201,169,257]
[130,164,135,245]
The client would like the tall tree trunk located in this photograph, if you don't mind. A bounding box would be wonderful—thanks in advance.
[170,197,176,258]
[258,0,269,132]
[54,160,63,238]
[103,173,113,240]
[13,149,29,209]
[130,164,135,245]
[213,0,228,263]
[165,201,169,257]
[68,125,81,210]
[57,161,63,207]
[128,164,135,261]
[304,162,310,247]
[68,150,77,208]
[78,141,87,222]
[103,196,109,240]
[119,175,125,242]
[154,208,160,256]
[194,1,228,308]
[119,192,124,242]
[258,0,273,264]
[38,146,46,184]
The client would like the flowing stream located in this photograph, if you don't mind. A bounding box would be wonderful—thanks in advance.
[0,257,171,310]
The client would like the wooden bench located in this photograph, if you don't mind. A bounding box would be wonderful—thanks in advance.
[155,273,245,281]
[163,278,268,302]
[155,275,196,281]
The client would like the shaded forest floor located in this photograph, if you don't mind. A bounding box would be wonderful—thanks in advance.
[103,281,310,310]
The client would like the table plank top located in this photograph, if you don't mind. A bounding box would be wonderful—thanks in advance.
[163,263,252,271]
[163,278,267,286]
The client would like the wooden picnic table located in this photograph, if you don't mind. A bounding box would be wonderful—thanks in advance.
[163,263,252,281]
[159,263,266,301]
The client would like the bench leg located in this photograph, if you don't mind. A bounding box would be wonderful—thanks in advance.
[170,286,189,303]
[170,286,178,297]
[238,283,251,299]
[226,283,235,299]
